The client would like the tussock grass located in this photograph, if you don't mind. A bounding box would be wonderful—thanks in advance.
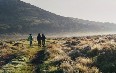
[0,39,41,73]
[1,34,116,73]
[41,34,116,73]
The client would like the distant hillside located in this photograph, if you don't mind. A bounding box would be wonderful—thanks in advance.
[0,0,116,34]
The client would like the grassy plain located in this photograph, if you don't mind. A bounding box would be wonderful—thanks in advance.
[0,34,116,73]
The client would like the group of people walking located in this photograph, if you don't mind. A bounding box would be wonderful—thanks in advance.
[28,33,46,47]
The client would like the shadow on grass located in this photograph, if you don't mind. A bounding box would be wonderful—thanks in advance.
[30,48,48,73]
[0,54,17,68]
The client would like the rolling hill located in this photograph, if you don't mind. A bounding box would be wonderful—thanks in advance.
[0,0,116,34]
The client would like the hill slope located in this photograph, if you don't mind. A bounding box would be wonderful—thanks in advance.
[0,0,116,34]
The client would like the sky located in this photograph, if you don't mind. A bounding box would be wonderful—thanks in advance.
[21,0,116,23]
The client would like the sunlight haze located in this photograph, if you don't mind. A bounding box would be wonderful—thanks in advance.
[21,0,116,23]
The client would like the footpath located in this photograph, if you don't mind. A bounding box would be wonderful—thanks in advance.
[0,39,45,73]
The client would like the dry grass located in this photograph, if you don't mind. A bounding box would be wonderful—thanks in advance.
[75,63,99,73]
[43,34,116,73]
[0,39,41,73]
[1,34,116,73]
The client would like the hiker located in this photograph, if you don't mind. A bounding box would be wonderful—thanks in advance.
[37,33,41,47]
[41,34,46,47]
[28,34,33,46]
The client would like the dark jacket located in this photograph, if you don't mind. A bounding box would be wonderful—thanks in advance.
[41,34,46,40]
[37,34,41,41]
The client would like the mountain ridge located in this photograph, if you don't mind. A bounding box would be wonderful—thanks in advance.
[0,0,116,34]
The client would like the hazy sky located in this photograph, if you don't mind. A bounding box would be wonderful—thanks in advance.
[21,0,116,23]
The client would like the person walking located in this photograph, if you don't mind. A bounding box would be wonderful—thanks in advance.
[37,33,41,47]
[28,34,33,47]
[41,34,46,47]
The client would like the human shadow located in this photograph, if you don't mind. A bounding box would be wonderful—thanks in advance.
[30,48,48,73]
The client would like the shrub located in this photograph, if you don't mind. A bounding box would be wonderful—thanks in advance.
[95,49,116,73]
[87,48,99,57]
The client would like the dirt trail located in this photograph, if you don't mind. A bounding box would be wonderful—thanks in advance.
[0,40,43,73]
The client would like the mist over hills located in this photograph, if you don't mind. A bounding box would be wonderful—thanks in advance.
[0,0,116,34]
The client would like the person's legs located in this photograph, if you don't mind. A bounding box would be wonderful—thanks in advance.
[38,40,41,47]
[44,40,45,46]
[30,41,32,46]
[42,40,45,47]
[40,40,41,46]
[38,41,39,46]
